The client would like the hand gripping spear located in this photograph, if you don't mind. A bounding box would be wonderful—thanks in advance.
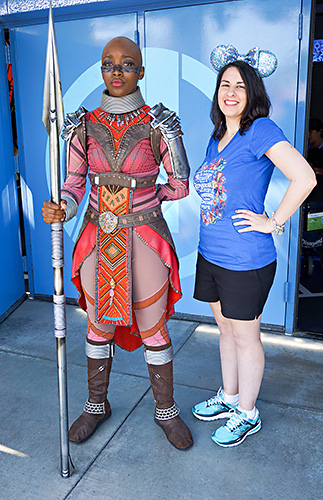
[42,4,73,478]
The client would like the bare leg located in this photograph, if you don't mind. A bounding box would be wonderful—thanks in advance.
[210,301,238,396]
[230,316,264,411]
[210,301,264,410]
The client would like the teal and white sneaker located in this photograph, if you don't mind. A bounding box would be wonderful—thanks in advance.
[212,408,261,447]
[192,387,237,421]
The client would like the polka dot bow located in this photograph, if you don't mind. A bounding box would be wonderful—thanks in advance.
[210,44,278,78]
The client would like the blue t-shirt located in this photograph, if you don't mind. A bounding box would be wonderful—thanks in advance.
[193,117,288,271]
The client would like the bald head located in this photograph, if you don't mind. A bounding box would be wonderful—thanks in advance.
[101,36,144,97]
[102,36,142,66]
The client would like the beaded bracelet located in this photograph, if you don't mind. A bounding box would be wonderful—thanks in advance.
[271,212,285,235]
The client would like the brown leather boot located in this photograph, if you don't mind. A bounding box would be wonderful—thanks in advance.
[147,360,193,450]
[69,356,112,443]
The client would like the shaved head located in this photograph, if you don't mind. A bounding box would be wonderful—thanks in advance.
[102,36,142,66]
[101,36,144,96]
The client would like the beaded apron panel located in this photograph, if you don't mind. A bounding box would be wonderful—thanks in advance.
[90,106,153,327]
[96,184,132,326]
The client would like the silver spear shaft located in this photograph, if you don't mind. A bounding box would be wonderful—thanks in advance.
[42,3,72,478]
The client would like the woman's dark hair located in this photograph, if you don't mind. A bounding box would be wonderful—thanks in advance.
[211,60,271,140]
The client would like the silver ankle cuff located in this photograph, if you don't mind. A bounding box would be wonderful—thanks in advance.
[86,340,115,359]
[155,402,180,420]
[144,345,173,365]
[83,400,106,415]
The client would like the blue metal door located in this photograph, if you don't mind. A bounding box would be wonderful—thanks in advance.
[143,0,308,328]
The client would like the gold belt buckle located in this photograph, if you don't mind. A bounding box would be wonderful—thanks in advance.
[99,211,118,233]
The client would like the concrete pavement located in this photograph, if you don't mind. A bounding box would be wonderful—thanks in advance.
[0,298,322,500]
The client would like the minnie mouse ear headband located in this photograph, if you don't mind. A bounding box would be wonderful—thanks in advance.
[210,44,278,78]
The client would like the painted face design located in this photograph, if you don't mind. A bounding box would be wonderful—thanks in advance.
[101,61,141,75]
[101,38,144,97]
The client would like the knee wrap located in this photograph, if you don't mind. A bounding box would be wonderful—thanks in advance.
[85,339,115,359]
[144,344,173,365]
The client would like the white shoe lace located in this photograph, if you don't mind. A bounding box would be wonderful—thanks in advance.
[225,412,244,432]
[206,388,223,407]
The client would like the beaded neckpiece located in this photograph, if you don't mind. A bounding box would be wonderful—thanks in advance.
[95,107,148,128]
[90,88,151,150]
[89,105,151,152]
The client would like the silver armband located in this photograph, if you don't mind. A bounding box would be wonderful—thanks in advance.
[61,195,78,222]
[149,103,190,180]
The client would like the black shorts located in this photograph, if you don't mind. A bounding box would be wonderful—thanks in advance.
[194,253,277,321]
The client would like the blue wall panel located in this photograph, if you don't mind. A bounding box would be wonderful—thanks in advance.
[144,0,302,327]
[0,27,25,316]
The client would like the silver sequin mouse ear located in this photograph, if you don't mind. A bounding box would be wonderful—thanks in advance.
[210,44,278,78]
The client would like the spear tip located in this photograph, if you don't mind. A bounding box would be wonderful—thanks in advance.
[42,2,64,135]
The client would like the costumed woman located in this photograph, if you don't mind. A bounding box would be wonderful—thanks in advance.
[42,36,193,450]
[192,46,316,447]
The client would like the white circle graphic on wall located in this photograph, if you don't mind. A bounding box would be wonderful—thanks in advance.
[46,48,215,279]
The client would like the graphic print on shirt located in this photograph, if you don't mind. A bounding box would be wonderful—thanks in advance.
[193,158,227,225]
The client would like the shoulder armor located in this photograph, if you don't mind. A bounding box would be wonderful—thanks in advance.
[149,103,182,141]
[61,105,87,142]
[149,103,190,180]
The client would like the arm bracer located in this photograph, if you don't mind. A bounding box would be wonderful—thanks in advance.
[149,103,190,181]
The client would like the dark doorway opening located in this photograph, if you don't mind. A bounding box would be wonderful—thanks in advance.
[297,0,323,335]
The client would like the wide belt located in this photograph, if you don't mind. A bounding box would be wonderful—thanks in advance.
[85,204,163,234]
[89,172,158,189]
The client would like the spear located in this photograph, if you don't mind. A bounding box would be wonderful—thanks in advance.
[42,3,73,478]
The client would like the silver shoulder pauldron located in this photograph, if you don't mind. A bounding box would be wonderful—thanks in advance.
[149,103,190,180]
[61,105,87,142]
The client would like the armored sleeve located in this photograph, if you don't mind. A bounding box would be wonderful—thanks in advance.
[155,138,189,203]
[149,103,190,181]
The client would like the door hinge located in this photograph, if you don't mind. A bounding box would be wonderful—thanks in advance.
[5,44,11,65]
[298,13,303,40]
[284,281,292,303]
[22,256,28,273]
[14,155,20,174]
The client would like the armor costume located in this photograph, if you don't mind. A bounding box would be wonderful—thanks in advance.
[61,87,193,449]
[61,88,189,351]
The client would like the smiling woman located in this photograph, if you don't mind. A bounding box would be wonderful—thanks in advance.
[217,67,247,128]
[192,55,316,448]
